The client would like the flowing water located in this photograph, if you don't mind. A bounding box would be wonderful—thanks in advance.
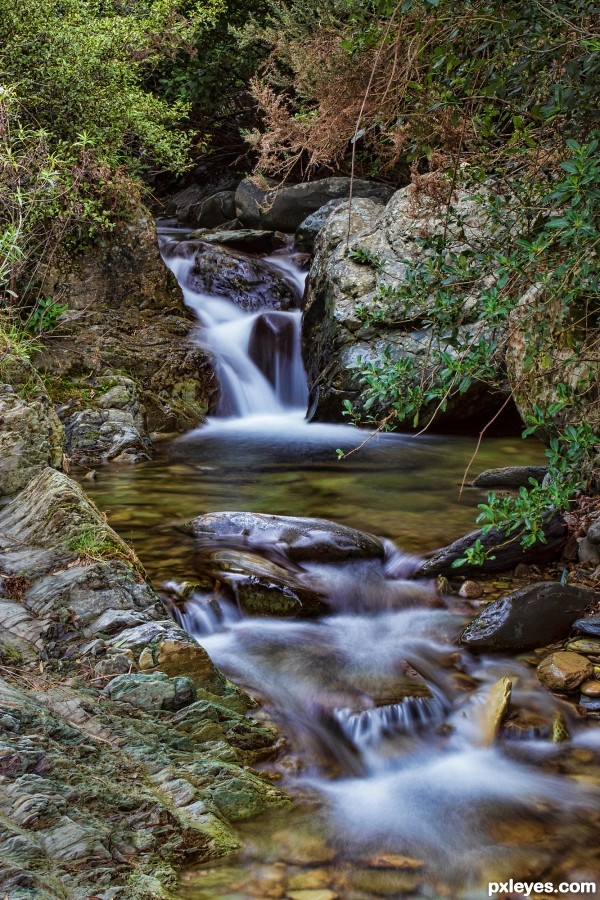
[80,226,600,898]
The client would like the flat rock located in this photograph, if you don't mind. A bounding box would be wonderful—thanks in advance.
[460,582,595,651]
[190,511,385,563]
[471,466,548,488]
[537,651,594,692]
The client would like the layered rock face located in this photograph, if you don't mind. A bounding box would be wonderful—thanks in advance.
[302,187,511,427]
[36,207,219,457]
[0,470,287,898]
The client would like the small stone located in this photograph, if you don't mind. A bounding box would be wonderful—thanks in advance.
[565,638,600,656]
[84,469,98,481]
[459,580,483,599]
[286,892,338,900]
[537,651,593,692]
[436,576,451,595]
[580,680,600,698]
[514,564,531,578]
[579,696,600,714]
[138,647,155,670]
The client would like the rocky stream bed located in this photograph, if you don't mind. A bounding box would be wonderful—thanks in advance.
[1,174,599,899]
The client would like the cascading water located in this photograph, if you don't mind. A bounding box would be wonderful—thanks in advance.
[152,222,600,897]
[159,233,308,419]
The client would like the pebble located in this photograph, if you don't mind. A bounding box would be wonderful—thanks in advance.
[537,651,593,692]
[580,680,600,698]
[459,580,483,599]
[286,891,338,900]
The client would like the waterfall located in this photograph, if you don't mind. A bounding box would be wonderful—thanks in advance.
[159,234,309,419]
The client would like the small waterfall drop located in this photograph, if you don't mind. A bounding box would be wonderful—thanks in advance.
[159,233,309,419]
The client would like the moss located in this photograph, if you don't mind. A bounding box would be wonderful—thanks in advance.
[0,642,24,666]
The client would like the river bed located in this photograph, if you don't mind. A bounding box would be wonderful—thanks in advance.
[76,234,600,899]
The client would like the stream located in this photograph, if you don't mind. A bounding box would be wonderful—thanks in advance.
[80,228,600,898]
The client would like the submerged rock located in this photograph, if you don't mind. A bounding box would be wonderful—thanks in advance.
[190,511,385,563]
[537,651,594,692]
[460,582,595,651]
[471,466,549,488]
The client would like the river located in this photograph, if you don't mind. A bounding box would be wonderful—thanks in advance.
[78,227,600,899]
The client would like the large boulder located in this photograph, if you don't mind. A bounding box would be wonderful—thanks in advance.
[302,186,512,426]
[235,176,394,231]
[162,239,300,311]
[460,582,595,652]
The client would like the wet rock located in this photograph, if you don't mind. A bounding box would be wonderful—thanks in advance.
[190,511,385,563]
[287,891,338,900]
[189,228,277,254]
[169,239,299,311]
[249,312,298,396]
[471,466,548,488]
[0,391,63,497]
[235,176,393,231]
[295,199,347,251]
[573,614,600,637]
[565,638,600,657]
[457,677,512,746]
[458,580,483,599]
[580,680,600,698]
[460,582,595,651]
[579,696,600,714]
[537,651,593,692]
[102,672,196,711]
[416,514,567,578]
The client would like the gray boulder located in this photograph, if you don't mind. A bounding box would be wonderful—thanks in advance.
[189,228,279,254]
[302,185,513,426]
[235,176,394,231]
[190,511,385,563]
[295,199,347,251]
[460,582,595,651]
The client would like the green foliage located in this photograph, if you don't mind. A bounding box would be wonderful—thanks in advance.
[0,0,222,312]
[246,0,598,177]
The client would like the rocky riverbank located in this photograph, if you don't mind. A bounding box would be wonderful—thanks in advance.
[0,469,288,899]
